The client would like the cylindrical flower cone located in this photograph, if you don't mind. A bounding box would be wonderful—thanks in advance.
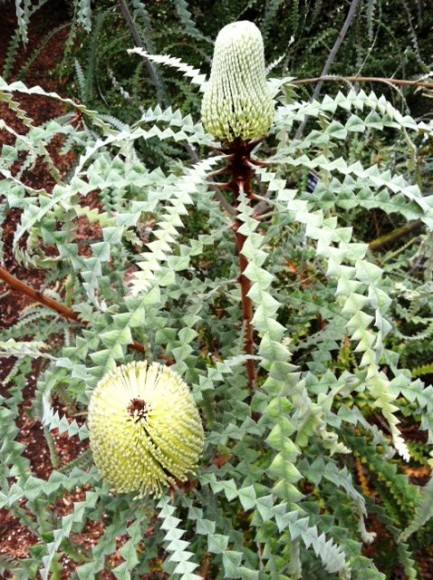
[88,361,204,497]
[201,20,274,143]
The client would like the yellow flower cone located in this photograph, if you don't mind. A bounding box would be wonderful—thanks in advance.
[88,361,204,497]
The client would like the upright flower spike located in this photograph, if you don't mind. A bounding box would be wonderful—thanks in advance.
[201,20,274,143]
[88,361,204,497]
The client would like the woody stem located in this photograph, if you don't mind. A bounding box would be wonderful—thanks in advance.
[227,140,257,390]
[0,266,145,355]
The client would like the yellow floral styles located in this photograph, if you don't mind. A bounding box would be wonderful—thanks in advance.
[88,361,204,497]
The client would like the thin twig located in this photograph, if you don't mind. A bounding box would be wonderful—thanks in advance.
[368,220,423,252]
[292,75,433,90]
[117,0,167,106]
[311,0,363,101]
[294,0,362,140]
[0,266,146,355]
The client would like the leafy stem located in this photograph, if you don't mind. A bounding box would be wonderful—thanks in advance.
[233,219,256,390]
[224,139,260,390]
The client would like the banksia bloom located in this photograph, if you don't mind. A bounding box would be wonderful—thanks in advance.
[201,20,274,143]
[88,361,204,497]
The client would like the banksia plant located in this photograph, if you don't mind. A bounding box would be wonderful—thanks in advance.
[88,361,204,497]
[201,20,274,143]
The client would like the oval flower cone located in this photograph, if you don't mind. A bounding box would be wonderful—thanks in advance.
[88,361,204,497]
[201,20,274,143]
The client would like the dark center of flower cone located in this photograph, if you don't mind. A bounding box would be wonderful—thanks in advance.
[127,398,149,423]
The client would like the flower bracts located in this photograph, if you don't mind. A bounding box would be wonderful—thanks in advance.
[201,20,274,143]
[88,361,204,497]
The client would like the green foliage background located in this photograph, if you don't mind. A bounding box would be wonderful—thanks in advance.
[1,1,433,578]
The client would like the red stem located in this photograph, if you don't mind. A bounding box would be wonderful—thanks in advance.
[292,75,433,90]
[225,140,258,390]
[0,266,145,355]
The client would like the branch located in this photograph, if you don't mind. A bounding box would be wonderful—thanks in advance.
[312,0,363,102]
[368,220,423,252]
[292,75,433,90]
[117,0,167,106]
[0,266,79,322]
[294,0,362,139]
[0,266,145,355]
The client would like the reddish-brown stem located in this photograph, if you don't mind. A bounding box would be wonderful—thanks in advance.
[292,75,433,90]
[0,266,145,355]
[0,265,79,322]
[224,139,259,390]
